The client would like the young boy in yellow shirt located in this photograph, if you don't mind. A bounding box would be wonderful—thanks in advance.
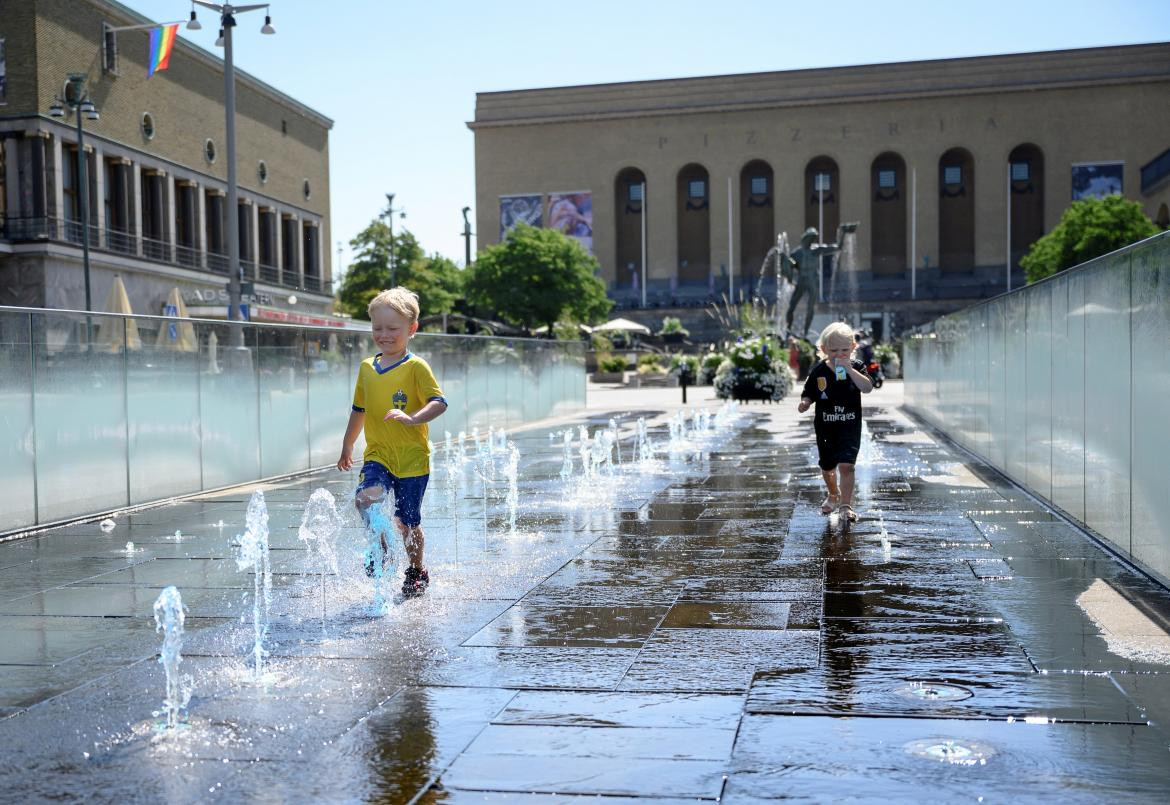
[337,287,447,598]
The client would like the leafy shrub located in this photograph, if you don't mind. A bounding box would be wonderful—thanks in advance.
[636,352,665,374]
[599,355,628,373]
[1021,195,1158,283]
[699,352,724,384]
[659,316,690,337]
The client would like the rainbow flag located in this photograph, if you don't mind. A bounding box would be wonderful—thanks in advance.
[147,24,178,77]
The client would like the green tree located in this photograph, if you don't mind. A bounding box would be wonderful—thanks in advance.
[1021,194,1158,284]
[464,224,612,331]
[336,219,461,320]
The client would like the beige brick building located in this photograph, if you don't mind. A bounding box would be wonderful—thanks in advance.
[0,0,336,323]
[471,44,1170,338]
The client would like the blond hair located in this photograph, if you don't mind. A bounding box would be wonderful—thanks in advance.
[816,321,856,357]
[367,286,420,322]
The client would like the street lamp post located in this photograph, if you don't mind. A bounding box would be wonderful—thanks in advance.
[189,2,275,341]
[383,193,406,287]
[49,74,100,314]
[461,206,473,267]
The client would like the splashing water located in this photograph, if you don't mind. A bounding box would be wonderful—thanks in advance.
[173,529,183,542]
[365,495,396,613]
[298,488,342,623]
[560,430,574,484]
[235,490,271,681]
[123,541,137,557]
[446,449,461,572]
[456,431,467,466]
[505,443,520,536]
[635,417,654,464]
[608,418,623,466]
[152,585,192,730]
[578,426,593,479]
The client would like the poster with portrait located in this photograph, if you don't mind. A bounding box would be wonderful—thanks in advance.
[499,195,542,240]
[1071,162,1124,200]
[547,191,593,255]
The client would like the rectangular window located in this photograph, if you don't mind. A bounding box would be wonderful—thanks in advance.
[62,146,79,222]
[102,26,118,75]
[943,165,962,185]
[750,176,768,195]
[688,180,706,199]
[1011,161,1030,182]
[814,172,831,192]
[878,170,897,189]
[628,183,643,202]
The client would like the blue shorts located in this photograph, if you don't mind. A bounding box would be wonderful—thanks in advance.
[356,461,429,528]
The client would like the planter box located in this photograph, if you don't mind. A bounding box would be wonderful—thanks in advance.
[591,371,625,383]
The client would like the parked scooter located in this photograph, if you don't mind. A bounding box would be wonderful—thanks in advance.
[867,360,885,389]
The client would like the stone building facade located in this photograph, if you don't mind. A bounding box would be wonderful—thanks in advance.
[471,44,1170,337]
[0,0,336,324]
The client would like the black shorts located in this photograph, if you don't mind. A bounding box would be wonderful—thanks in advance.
[815,430,860,471]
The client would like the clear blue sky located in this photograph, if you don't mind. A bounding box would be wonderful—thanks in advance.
[124,1,1169,284]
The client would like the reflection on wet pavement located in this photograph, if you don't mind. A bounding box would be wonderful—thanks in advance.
[1,384,1169,802]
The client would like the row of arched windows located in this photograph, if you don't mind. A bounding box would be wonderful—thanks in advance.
[614,144,1046,287]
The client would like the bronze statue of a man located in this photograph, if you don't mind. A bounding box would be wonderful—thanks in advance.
[782,225,848,336]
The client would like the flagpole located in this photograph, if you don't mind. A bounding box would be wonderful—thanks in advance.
[910,165,917,301]
[640,181,647,309]
[1006,161,1012,293]
[727,176,734,303]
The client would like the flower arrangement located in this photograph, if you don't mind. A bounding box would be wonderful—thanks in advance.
[668,354,700,384]
[713,336,795,402]
[698,352,724,385]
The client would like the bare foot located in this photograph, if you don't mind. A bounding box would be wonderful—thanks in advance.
[821,495,840,515]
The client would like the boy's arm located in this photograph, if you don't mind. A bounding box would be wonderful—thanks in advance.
[797,397,812,413]
[337,410,364,471]
[384,399,447,426]
[845,361,874,393]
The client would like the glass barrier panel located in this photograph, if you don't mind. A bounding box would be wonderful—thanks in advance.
[199,320,261,489]
[0,311,37,529]
[1129,237,1170,577]
[33,310,130,520]
[126,316,202,503]
[1024,281,1054,501]
[257,325,310,478]
[1083,256,1132,552]
[1051,272,1086,522]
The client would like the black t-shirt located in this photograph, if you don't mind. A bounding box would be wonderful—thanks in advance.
[802,359,867,436]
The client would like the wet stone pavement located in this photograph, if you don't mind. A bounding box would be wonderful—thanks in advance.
[1,383,1170,802]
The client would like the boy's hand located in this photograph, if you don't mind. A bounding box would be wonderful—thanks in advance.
[337,449,353,472]
[384,409,415,425]
[797,398,811,413]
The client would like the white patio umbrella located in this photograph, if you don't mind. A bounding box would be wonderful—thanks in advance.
[592,317,651,334]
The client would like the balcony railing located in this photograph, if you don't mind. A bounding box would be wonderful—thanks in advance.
[3,216,326,295]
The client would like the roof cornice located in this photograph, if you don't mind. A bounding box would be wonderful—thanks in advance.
[469,42,1170,130]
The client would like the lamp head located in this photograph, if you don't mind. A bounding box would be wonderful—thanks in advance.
[186,9,202,30]
[215,28,224,47]
[49,99,65,118]
[260,15,275,34]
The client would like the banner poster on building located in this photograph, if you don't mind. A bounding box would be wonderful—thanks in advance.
[499,194,543,240]
[1071,162,1124,200]
[547,191,594,255]
[0,39,7,103]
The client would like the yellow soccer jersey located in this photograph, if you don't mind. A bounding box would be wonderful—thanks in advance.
[352,352,446,478]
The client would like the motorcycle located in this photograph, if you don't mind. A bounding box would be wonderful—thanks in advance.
[867,360,885,389]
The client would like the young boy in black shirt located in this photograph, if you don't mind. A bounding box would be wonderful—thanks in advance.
[797,322,874,522]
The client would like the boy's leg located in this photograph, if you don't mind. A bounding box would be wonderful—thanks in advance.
[838,462,856,506]
[396,519,425,569]
[821,467,840,513]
